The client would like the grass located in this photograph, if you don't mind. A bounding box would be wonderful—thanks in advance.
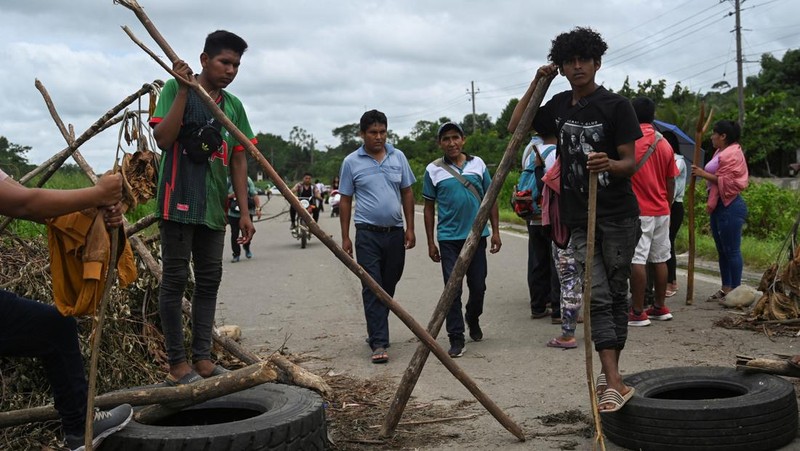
[499,209,782,275]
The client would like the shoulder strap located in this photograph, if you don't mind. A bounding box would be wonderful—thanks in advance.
[635,132,663,172]
[556,97,590,135]
[433,157,482,202]
[540,144,556,160]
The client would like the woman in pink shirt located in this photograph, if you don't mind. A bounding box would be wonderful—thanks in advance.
[691,120,749,302]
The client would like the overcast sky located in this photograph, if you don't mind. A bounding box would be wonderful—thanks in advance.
[0,0,796,172]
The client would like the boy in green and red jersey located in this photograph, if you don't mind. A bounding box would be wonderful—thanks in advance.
[149,30,257,385]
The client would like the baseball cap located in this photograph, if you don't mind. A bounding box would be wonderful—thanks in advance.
[437,122,464,140]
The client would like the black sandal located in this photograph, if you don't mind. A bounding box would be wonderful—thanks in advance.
[706,289,727,302]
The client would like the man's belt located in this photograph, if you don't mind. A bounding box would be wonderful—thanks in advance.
[355,223,403,233]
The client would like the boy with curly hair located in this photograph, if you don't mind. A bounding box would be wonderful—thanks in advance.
[509,27,642,413]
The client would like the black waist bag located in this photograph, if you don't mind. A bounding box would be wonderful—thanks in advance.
[179,89,225,165]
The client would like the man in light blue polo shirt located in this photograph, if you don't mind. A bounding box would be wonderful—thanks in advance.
[339,109,416,364]
[423,122,501,358]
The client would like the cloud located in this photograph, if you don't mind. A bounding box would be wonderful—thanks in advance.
[0,0,795,172]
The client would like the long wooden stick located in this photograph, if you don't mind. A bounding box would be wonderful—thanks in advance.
[116,1,523,440]
[33,80,122,451]
[0,362,277,428]
[380,73,555,440]
[582,172,604,450]
[686,103,713,305]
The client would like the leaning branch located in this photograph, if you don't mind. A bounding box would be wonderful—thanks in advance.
[117,0,522,441]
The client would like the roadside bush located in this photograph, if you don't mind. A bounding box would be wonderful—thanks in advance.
[690,180,800,241]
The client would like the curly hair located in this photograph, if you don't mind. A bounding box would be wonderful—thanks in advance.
[548,27,608,66]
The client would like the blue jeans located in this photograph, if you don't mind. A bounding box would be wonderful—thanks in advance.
[439,238,488,344]
[710,195,747,288]
[527,224,559,317]
[355,227,405,350]
[571,217,640,352]
[159,220,225,366]
[0,290,87,436]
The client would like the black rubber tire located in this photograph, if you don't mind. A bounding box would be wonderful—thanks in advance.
[300,232,307,249]
[602,366,798,451]
[103,383,326,450]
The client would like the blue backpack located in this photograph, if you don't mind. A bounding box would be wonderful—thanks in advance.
[511,142,555,220]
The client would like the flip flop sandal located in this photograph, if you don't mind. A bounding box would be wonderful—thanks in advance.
[162,370,203,387]
[598,387,635,413]
[371,348,388,364]
[596,373,607,395]
[546,337,578,349]
[706,289,727,302]
[665,289,677,298]
[206,365,230,377]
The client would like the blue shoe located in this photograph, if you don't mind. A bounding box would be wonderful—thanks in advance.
[231,256,240,263]
[245,250,253,259]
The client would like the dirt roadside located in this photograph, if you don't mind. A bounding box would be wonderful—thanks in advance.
[216,199,800,450]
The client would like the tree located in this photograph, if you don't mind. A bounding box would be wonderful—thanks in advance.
[711,80,731,92]
[495,98,518,138]
[747,49,800,100]
[0,136,33,179]
[460,113,493,136]
[740,91,800,176]
[616,76,636,99]
[331,123,360,151]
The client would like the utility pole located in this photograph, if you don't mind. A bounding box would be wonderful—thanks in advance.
[467,81,480,133]
[735,0,745,127]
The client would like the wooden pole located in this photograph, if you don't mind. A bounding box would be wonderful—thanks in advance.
[686,103,713,305]
[116,0,523,440]
[32,80,123,450]
[582,173,605,450]
[0,362,277,428]
[380,73,555,440]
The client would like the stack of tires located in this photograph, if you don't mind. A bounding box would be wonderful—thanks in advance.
[603,367,797,451]
[104,383,327,450]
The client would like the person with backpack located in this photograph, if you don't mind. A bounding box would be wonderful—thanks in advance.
[423,122,501,358]
[515,119,559,322]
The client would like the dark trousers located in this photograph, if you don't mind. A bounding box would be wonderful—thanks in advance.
[355,228,405,350]
[667,202,685,283]
[572,217,640,352]
[528,224,559,317]
[290,204,320,224]
[0,290,87,436]
[439,238,488,344]
[228,215,252,257]
[159,221,225,366]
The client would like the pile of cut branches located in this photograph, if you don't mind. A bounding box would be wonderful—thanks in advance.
[716,214,800,335]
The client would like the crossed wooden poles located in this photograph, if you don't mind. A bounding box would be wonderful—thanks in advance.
[112,0,555,441]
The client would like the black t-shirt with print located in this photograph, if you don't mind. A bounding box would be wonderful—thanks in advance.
[540,87,642,227]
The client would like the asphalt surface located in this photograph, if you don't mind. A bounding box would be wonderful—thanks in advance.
[216,195,799,450]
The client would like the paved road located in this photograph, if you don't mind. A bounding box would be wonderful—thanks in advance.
[216,195,799,450]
